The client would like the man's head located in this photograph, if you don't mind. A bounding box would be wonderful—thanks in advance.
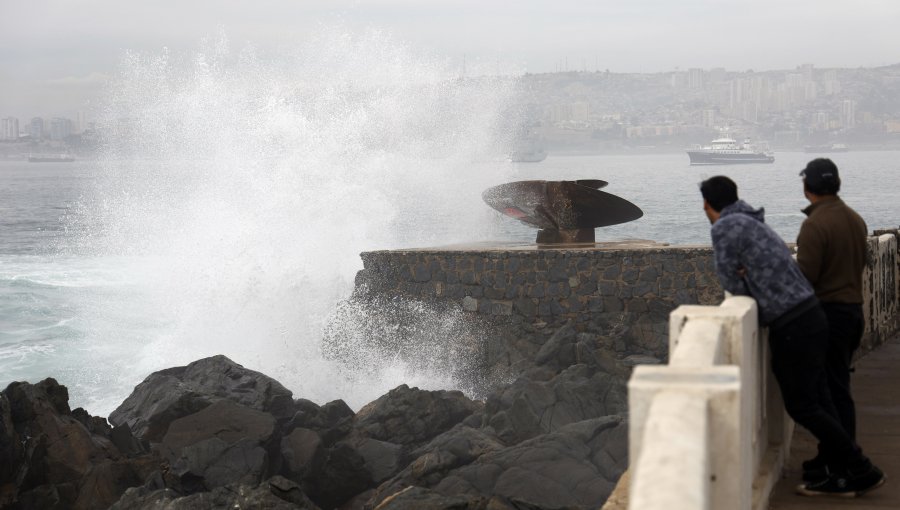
[800,158,841,197]
[700,176,738,224]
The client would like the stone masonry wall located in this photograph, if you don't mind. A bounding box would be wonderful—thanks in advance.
[351,232,900,381]
[353,243,722,372]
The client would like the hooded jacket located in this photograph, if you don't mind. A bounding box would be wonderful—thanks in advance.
[710,200,815,325]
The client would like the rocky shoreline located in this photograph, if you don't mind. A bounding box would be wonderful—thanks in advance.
[0,322,640,510]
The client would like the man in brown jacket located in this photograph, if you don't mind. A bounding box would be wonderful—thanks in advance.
[796,158,870,487]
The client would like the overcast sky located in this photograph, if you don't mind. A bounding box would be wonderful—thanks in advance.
[2,0,899,119]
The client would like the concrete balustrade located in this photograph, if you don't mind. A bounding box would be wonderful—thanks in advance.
[863,233,899,350]
[620,228,899,510]
[627,297,790,510]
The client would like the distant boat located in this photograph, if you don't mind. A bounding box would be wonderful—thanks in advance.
[686,136,774,165]
[28,154,75,163]
[509,141,548,163]
[509,149,547,163]
[803,143,849,153]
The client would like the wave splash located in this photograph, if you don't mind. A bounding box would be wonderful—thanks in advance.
[73,27,522,412]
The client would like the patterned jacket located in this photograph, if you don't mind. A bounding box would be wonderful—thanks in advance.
[710,200,815,325]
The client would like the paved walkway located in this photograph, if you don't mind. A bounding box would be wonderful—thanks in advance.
[770,334,900,509]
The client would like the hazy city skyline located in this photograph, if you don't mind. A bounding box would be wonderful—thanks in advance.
[2,0,900,119]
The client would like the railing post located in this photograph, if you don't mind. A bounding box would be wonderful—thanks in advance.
[629,366,743,510]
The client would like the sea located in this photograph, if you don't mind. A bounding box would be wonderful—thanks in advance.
[2,151,898,417]
[2,30,899,417]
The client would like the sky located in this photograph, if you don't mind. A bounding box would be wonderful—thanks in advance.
[2,0,900,119]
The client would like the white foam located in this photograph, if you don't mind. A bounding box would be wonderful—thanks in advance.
[70,26,521,413]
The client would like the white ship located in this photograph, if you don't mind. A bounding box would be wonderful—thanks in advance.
[686,137,774,165]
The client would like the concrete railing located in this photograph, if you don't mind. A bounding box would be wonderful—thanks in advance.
[627,296,792,510]
[863,232,900,351]
[605,229,899,510]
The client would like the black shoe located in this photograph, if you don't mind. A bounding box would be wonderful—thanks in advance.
[802,464,829,482]
[801,454,826,472]
[802,454,829,482]
[796,465,886,497]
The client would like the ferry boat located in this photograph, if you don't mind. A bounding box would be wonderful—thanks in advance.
[686,137,774,165]
[28,154,75,163]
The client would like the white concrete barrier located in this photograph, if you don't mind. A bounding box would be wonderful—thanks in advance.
[627,296,791,510]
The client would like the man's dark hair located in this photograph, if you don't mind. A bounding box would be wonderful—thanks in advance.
[700,176,739,212]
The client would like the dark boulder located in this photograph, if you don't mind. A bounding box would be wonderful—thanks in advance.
[369,425,505,506]
[481,364,626,445]
[308,441,373,509]
[109,475,320,509]
[372,485,485,510]
[433,417,628,509]
[354,385,481,447]
[286,399,355,446]
[109,355,294,442]
[1,378,159,509]
[280,427,326,481]
[160,399,277,492]
[0,393,23,488]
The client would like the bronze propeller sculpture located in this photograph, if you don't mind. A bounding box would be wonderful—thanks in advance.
[482,180,643,244]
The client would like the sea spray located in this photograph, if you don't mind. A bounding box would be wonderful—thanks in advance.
[69,27,524,413]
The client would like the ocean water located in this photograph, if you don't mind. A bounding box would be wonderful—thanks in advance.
[3,151,898,416]
[2,30,899,417]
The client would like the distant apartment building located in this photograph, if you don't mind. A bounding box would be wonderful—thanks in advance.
[1,117,19,140]
[30,117,44,140]
[841,99,857,128]
[702,109,717,128]
[50,117,74,141]
[547,102,590,124]
[814,111,831,131]
[688,68,704,89]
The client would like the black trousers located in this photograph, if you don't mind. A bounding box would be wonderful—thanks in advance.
[822,302,865,441]
[769,304,863,469]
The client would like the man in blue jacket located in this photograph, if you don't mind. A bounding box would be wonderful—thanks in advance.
[700,176,884,497]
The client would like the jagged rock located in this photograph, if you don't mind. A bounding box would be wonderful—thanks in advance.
[71,407,112,438]
[432,417,628,509]
[109,355,294,442]
[373,485,485,510]
[287,399,355,446]
[161,400,276,492]
[1,378,158,509]
[110,422,146,456]
[0,393,23,487]
[534,322,578,369]
[308,442,373,509]
[349,437,404,484]
[369,425,505,506]
[354,385,481,446]
[281,427,325,481]
[481,364,626,445]
[109,476,320,509]
[72,460,145,509]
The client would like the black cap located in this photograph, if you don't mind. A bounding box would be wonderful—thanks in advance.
[800,158,841,194]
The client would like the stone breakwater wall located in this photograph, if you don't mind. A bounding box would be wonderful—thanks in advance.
[354,242,723,365]
[354,231,900,374]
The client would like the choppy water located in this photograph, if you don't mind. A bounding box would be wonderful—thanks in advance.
[3,150,897,416]
[2,29,898,416]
